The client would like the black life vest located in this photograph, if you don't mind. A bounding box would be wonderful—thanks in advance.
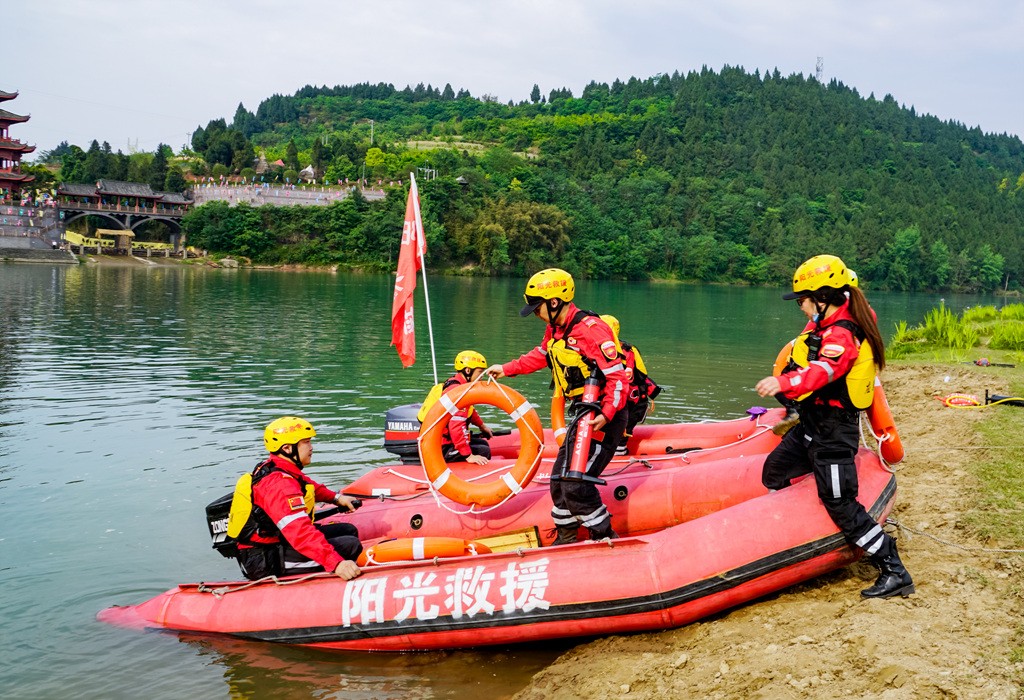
[226,460,316,546]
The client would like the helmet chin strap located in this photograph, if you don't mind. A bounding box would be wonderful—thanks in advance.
[812,297,828,329]
[279,444,304,470]
[547,298,565,329]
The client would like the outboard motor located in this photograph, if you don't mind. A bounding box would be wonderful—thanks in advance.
[383,403,423,464]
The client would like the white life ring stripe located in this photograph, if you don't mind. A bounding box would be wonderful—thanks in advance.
[412,537,426,560]
[431,467,452,491]
[439,394,459,415]
[501,471,523,494]
[509,401,533,422]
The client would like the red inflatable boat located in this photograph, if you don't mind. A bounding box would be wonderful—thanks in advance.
[99,391,898,651]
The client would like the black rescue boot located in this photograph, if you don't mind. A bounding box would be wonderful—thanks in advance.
[551,525,579,546]
[587,523,618,541]
[861,542,915,599]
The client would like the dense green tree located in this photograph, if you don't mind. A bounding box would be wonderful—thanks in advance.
[60,67,1024,289]
[164,166,186,193]
[149,144,169,191]
[285,139,300,171]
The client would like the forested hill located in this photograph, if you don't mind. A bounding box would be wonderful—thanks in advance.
[187,66,1024,291]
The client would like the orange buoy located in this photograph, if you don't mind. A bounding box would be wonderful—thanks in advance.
[419,381,544,507]
[866,378,904,464]
[357,537,491,566]
[551,393,567,447]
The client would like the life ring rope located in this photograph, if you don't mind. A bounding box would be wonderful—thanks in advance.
[418,376,544,514]
[861,414,899,474]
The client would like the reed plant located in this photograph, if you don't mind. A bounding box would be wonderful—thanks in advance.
[1000,303,1024,321]
[887,320,923,359]
[921,303,980,351]
[989,322,1024,351]
[962,305,998,324]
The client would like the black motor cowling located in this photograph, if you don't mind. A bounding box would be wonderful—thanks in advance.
[383,403,423,464]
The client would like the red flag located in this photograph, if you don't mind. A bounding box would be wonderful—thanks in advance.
[390,179,426,367]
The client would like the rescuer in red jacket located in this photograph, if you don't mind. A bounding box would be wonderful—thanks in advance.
[486,268,628,544]
[599,314,661,454]
[418,350,495,464]
[755,255,913,599]
[231,417,363,581]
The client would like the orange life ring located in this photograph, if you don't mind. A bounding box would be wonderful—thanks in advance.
[419,382,544,507]
[772,341,794,376]
[357,537,492,566]
[866,377,904,464]
[550,393,567,447]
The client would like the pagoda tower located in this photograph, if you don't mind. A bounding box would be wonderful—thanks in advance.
[0,88,35,202]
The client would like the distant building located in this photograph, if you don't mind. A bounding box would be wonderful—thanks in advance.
[56,179,193,213]
[0,88,35,201]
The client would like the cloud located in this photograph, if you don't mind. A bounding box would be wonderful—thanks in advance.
[4,0,1021,154]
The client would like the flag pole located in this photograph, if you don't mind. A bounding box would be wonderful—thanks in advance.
[410,173,438,384]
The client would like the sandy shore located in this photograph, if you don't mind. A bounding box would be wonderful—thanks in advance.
[515,363,1023,699]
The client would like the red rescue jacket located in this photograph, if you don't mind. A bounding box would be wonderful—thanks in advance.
[440,373,487,456]
[240,454,344,572]
[502,303,628,422]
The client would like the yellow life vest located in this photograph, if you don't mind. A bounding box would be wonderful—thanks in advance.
[226,462,316,541]
[788,319,875,409]
[417,381,477,423]
[545,310,601,399]
[546,337,595,398]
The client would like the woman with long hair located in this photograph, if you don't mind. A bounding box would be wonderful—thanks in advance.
[755,254,913,599]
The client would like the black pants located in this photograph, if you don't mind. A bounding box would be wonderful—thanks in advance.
[443,435,492,462]
[550,404,627,536]
[238,522,362,580]
[761,405,889,557]
[625,398,650,437]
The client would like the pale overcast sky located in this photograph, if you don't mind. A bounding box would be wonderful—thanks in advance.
[6,0,1023,157]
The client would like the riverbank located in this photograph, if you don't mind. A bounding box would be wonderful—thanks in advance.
[516,362,1024,699]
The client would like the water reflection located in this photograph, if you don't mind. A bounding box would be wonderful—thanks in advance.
[180,632,560,700]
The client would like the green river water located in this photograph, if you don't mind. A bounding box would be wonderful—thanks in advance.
[0,262,986,699]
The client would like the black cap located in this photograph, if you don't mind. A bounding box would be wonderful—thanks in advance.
[520,297,544,317]
[781,290,804,300]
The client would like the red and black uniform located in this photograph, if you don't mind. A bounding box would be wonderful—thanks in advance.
[762,301,891,560]
[620,341,660,441]
[440,373,491,462]
[502,303,628,538]
[236,454,361,580]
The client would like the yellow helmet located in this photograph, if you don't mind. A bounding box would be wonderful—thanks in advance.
[599,314,620,339]
[520,268,575,316]
[848,269,859,288]
[454,350,487,371]
[782,255,852,299]
[264,416,316,453]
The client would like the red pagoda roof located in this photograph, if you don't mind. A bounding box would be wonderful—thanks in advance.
[0,138,35,153]
[0,108,29,124]
[0,89,18,102]
[0,170,35,183]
